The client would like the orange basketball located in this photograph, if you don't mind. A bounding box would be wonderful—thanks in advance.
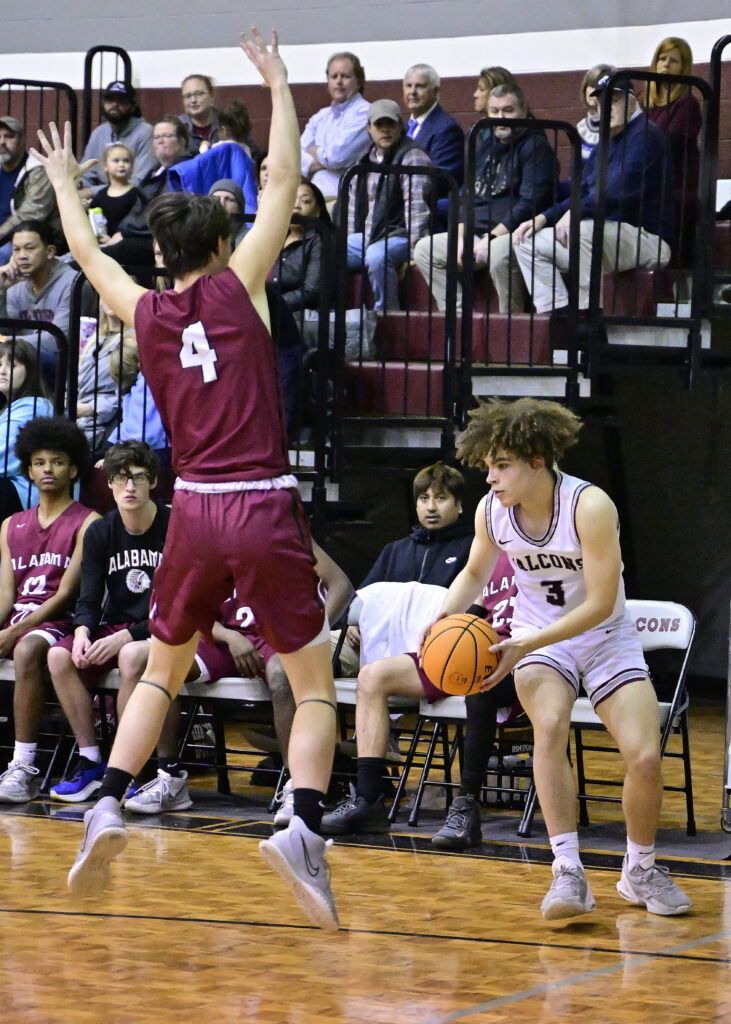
[421,614,501,696]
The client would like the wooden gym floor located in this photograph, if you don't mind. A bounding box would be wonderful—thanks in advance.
[0,699,728,1024]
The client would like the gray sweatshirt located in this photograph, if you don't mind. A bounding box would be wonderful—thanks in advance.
[1,259,77,353]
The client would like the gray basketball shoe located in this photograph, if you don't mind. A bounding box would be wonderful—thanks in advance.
[124,770,193,814]
[259,814,340,931]
[617,855,691,915]
[541,861,596,920]
[0,759,41,803]
[67,795,128,897]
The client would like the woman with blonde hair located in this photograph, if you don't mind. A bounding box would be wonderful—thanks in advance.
[645,37,701,264]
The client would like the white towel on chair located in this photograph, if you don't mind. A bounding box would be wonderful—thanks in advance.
[356,581,448,666]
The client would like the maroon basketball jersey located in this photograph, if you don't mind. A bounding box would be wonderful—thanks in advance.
[5,501,92,627]
[481,551,516,641]
[134,269,289,482]
[218,593,255,632]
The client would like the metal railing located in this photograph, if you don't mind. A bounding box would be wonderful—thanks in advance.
[708,35,731,319]
[82,46,133,149]
[585,69,715,384]
[0,79,78,152]
[332,161,461,469]
[460,115,584,407]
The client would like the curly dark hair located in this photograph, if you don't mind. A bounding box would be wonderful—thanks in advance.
[15,416,91,476]
[457,397,582,468]
[147,191,231,278]
[103,440,159,482]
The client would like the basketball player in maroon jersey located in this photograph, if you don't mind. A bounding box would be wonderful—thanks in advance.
[34,30,342,930]
[0,417,98,803]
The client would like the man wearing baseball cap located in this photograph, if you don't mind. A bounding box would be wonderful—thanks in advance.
[346,98,433,311]
[513,71,675,311]
[79,80,157,199]
[0,116,60,262]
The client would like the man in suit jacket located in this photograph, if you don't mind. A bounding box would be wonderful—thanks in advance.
[403,64,464,187]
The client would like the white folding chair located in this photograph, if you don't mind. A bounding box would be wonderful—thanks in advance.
[521,598,697,836]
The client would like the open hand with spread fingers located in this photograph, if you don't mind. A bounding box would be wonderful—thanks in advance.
[29,121,97,190]
[240,28,288,89]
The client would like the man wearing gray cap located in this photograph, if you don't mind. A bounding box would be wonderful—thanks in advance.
[346,98,432,311]
[0,116,60,262]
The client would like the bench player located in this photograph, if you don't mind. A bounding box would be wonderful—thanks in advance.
[427,397,690,920]
[34,29,341,930]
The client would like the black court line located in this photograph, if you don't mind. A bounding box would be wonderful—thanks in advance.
[1,906,729,964]
[10,804,731,880]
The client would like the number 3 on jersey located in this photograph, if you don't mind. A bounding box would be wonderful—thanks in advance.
[180,321,218,383]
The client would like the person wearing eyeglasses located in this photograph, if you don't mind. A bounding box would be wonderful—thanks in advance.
[47,440,171,802]
[180,74,221,156]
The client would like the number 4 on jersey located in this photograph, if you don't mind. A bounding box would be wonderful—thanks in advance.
[180,321,218,383]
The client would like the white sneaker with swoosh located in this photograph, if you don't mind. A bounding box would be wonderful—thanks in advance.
[259,815,340,931]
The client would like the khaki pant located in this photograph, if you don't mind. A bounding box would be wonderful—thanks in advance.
[330,629,359,676]
[514,220,672,313]
[413,231,527,313]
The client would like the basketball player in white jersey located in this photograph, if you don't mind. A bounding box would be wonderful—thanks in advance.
[428,397,690,920]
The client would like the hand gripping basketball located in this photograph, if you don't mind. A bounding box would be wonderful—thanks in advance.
[421,614,501,696]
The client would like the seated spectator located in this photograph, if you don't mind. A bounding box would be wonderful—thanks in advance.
[208,178,248,246]
[256,152,269,203]
[0,116,61,263]
[0,339,54,515]
[75,300,138,457]
[513,73,674,311]
[90,143,143,243]
[321,554,517,844]
[0,220,77,376]
[80,82,157,198]
[403,63,464,186]
[414,83,557,313]
[301,52,371,201]
[270,178,332,318]
[218,100,262,164]
[180,74,220,155]
[576,64,615,163]
[334,461,473,676]
[99,116,190,268]
[47,441,169,802]
[645,37,701,265]
[347,99,433,311]
[472,67,516,131]
[0,417,98,804]
[122,541,353,821]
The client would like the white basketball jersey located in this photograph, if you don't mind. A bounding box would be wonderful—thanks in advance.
[485,470,626,632]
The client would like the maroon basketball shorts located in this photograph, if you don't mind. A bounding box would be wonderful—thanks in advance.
[405,652,444,703]
[5,615,73,650]
[54,623,137,689]
[149,488,325,653]
[194,628,278,684]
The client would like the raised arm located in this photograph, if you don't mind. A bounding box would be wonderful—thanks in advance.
[230,29,300,299]
[29,122,147,324]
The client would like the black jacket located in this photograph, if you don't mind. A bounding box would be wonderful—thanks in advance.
[359,518,474,589]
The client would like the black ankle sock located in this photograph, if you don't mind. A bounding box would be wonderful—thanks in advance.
[97,767,134,802]
[459,775,482,798]
[159,758,181,777]
[357,757,386,805]
[293,788,326,833]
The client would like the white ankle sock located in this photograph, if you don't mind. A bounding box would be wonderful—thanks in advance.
[550,831,582,868]
[79,746,102,763]
[626,838,655,869]
[13,742,37,765]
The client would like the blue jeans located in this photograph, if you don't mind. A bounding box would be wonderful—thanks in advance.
[346,233,410,311]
